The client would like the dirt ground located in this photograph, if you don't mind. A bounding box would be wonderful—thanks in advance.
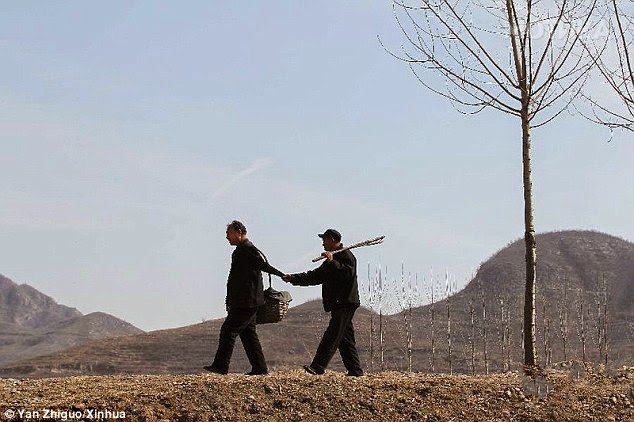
[1,368,633,421]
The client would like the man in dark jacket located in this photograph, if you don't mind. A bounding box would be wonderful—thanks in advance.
[204,220,284,375]
[282,229,363,376]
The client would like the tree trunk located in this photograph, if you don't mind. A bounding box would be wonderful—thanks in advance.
[522,107,538,369]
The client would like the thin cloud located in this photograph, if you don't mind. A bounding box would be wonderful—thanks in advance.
[211,158,274,199]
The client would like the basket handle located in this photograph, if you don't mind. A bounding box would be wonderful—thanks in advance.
[254,245,272,289]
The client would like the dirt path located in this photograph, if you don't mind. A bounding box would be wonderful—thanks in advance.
[1,370,633,421]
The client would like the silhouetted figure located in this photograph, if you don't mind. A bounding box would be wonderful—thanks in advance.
[204,220,283,375]
[283,229,363,376]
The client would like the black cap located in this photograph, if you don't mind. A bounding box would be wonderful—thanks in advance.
[318,229,341,242]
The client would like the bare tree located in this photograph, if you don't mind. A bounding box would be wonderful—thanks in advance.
[367,263,376,372]
[542,300,553,367]
[575,297,587,362]
[503,297,512,371]
[582,1,634,131]
[481,289,489,375]
[557,277,570,361]
[405,271,414,372]
[469,300,476,375]
[600,272,609,368]
[428,271,437,373]
[397,263,415,371]
[379,265,386,371]
[445,270,453,374]
[388,0,605,370]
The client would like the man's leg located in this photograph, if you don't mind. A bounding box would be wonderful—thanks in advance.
[209,308,251,373]
[310,307,355,373]
[239,309,268,374]
[338,309,363,375]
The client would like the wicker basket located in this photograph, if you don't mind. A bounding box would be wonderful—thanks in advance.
[257,287,292,324]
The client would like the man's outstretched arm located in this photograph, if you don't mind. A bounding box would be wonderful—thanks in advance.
[283,265,326,286]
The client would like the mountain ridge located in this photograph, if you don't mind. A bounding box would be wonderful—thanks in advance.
[0,274,144,366]
[0,274,81,330]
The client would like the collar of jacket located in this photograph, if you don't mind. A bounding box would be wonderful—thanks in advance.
[238,239,252,247]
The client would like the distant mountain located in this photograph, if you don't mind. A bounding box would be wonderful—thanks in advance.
[0,274,81,329]
[1,230,632,377]
[0,274,143,366]
[403,230,634,373]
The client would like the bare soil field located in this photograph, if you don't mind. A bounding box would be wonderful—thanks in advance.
[1,368,633,421]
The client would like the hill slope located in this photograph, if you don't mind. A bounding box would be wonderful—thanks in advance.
[433,230,634,371]
[0,274,144,366]
[1,230,632,377]
[0,274,81,329]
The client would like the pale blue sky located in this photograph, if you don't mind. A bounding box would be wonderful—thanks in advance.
[1,1,632,330]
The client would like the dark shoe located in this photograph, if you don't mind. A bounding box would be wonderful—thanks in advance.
[203,365,227,375]
[245,370,268,376]
[346,371,364,377]
[303,365,324,375]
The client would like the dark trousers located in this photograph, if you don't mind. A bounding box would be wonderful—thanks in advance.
[311,305,363,374]
[211,307,267,373]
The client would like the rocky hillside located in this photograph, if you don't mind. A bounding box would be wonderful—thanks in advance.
[0,274,81,329]
[0,274,143,366]
[428,230,634,372]
[1,230,632,377]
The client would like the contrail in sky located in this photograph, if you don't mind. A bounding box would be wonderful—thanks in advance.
[211,157,274,199]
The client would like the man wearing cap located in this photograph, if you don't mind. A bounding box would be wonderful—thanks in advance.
[282,229,363,376]
[204,220,285,376]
